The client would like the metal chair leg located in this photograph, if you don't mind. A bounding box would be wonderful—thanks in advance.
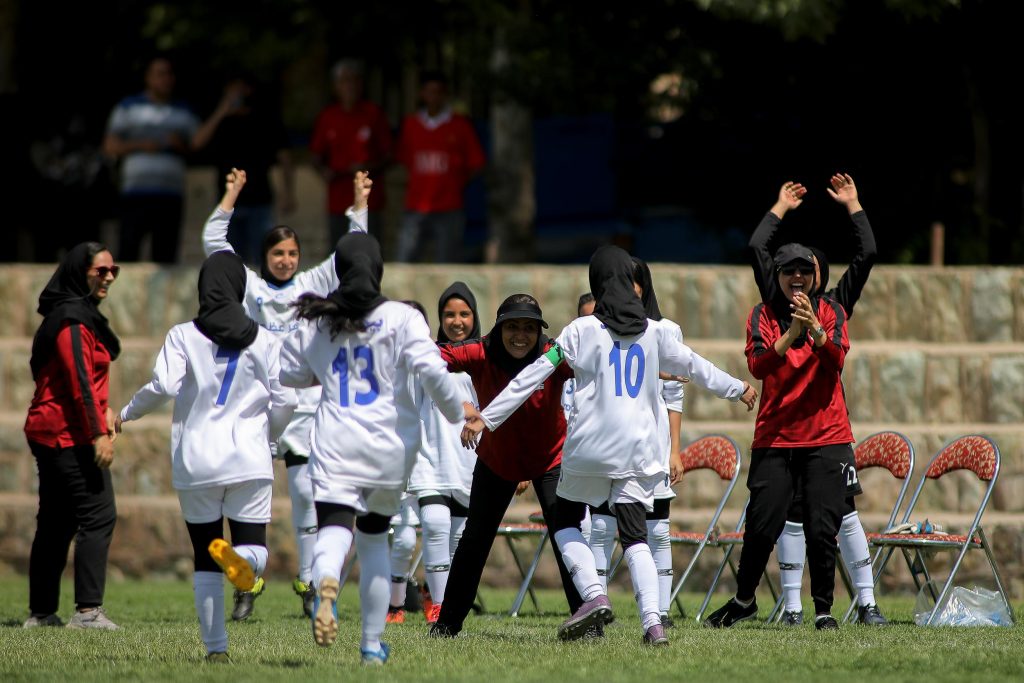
[506,532,546,617]
[978,526,1015,624]
[696,544,735,622]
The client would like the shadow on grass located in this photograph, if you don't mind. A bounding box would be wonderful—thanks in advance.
[1,618,24,627]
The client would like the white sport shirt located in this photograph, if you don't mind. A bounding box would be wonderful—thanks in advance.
[120,324,296,490]
[279,301,464,492]
[481,316,743,479]
[409,372,478,497]
[202,204,367,456]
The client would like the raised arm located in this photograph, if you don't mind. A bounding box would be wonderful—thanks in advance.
[750,182,806,303]
[295,172,372,296]
[119,328,187,423]
[202,168,247,256]
[826,174,876,317]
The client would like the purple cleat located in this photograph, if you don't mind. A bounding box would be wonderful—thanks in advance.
[642,622,669,646]
[557,595,614,641]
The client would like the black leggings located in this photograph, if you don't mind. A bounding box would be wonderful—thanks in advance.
[436,460,583,634]
[558,497,648,549]
[187,519,266,573]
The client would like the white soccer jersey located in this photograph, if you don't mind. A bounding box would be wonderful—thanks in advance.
[279,301,464,494]
[481,316,743,479]
[120,324,296,490]
[203,205,367,456]
[409,372,478,497]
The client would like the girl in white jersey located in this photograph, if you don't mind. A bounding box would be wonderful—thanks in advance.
[203,168,369,619]
[115,251,295,662]
[465,246,756,645]
[279,233,474,665]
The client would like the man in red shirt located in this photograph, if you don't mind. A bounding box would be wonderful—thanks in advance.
[310,59,392,244]
[395,71,485,263]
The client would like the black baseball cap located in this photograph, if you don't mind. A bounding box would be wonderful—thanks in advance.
[494,298,549,328]
[773,242,815,270]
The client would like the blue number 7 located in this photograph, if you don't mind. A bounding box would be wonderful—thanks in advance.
[215,346,240,406]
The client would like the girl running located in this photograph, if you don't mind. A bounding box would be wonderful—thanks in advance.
[202,167,369,619]
[278,233,473,664]
[465,246,756,645]
[116,251,295,662]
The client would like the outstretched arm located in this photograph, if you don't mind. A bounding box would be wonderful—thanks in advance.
[119,328,187,423]
[826,174,876,317]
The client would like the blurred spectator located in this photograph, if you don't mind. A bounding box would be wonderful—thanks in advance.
[396,71,485,263]
[103,57,219,263]
[199,74,296,266]
[310,59,392,244]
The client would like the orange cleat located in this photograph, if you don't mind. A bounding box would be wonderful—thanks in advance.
[426,602,442,624]
[207,539,256,591]
[385,606,406,624]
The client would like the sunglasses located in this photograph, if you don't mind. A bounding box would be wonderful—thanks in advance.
[90,265,121,279]
[779,266,814,276]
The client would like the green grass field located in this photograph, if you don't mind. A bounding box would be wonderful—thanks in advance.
[0,578,1022,682]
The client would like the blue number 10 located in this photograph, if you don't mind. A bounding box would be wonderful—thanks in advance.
[215,346,240,406]
[332,345,380,407]
[608,341,644,398]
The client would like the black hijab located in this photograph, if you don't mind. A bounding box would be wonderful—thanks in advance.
[809,246,830,296]
[326,233,388,319]
[30,242,121,378]
[769,242,818,346]
[484,295,549,377]
[436,281,481,343]
[590,246,648,336]
[631,257,662,321]
[193,251,260,349]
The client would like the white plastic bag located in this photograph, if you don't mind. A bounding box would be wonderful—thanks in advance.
[913,581,1012,626]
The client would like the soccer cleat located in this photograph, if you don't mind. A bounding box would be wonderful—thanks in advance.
[23,613,64,628]
[205,651,231,664]
[425,602,442,624]
[207,539,256,591]
[66,607,120,630]
[428,622,458,638]
[781,610,804,626]
[557,594,614,641]
[232,576,265,621]
[857,604,888,626]
[386,606,406,624]
[292,577,315,618]
[582,622,605,639]
[420,584,434,617]
[702,598,757,628]
[660,614,675,629]
[360,641,390,666]
[642,623,669,646]
[815,614,839,630]
[312,578,340,647]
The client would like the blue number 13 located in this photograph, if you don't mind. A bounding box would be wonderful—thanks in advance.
[608,341,644,398]
[215,346,240,406]
[332,345,380,406]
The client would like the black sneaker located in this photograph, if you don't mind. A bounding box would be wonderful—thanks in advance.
[814,614,839,630]
[429,622,459,638]
[780,610,803,626]
[582,622,605,639]
[702,598,757,628]
[660,614,676,629]
[857,604,888,626]
[231,576,265,621]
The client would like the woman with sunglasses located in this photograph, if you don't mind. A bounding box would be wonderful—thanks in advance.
[202,167,369,620]
[747,175,885,626]
[23,243,122,630]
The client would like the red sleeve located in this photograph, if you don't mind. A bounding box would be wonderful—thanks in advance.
[439,341,483,375]
[814,299,848,371]
[371,107,394,160]
[309,109,328,156]
[460,117,486,174]
[55,323,106,440]
[746,304,785,380]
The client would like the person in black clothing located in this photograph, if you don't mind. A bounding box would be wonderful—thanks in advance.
[746,173,885,626]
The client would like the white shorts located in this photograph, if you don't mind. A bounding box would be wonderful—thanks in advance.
[415,488,470,509]
[177,479,273,524]
[390,494,421,527]
[557,472,666,513]
[653,477,677,501]
[314,479,404,518]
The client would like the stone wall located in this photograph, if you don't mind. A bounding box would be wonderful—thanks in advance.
[1,263,1022,595]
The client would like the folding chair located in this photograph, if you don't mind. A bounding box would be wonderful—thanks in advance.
[867,434,1014,625]
[496,516,549,617]
[666,435,743,618]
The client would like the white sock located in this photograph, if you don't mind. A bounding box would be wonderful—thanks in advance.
[420,504,452,604]
[554,527,604,602]
[838,511,875,607]
[588,514,617,591]
[355,529,390,653]
[777,521,806,613]
[450,516,467,557]
[580,508,592,544]
[624,543,661,632]
[646,518,673,616]
[313,525,354,589]
[233,544,268,577]
[287,463,318,583]
[389,524,416,607]
[193,571,227,654]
